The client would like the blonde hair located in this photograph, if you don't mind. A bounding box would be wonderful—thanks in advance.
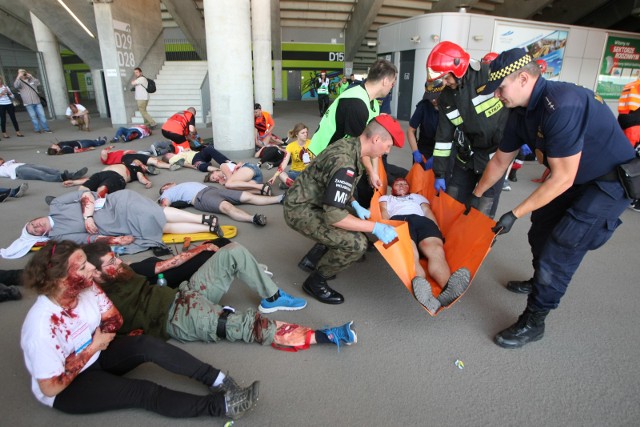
[288,123,308,140]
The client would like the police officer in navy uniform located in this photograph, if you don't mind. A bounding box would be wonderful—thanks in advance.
[469,48,636,349]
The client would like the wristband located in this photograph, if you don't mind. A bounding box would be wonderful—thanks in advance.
[83,215,93,220]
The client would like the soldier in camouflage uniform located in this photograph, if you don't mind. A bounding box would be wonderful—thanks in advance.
[284,115,405,304]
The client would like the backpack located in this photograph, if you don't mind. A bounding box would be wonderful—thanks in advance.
[145,78,156,93]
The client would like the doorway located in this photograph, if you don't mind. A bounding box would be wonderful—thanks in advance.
[287,70,301,100]
[397,50,415,121]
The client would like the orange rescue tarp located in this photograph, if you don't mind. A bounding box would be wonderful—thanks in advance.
[372,160,496,315]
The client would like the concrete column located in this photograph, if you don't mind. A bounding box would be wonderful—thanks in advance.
[31,13,68,119]
[91,69,108,118]
[274,60,283,100]
[251,0,273,113]
[205,0,254,157]
[345,61,354,76]
[93,3,127,126]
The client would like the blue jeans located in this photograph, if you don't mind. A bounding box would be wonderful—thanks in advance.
[24,103,49,132]
[15,164,62,182]
[242,163,263,183]
[114,127,140,142]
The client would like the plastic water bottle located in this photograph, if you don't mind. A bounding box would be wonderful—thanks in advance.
[156,273,167,287]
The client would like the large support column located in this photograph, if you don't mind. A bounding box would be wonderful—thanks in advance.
[252,0,273,113]
[31,13,68,119]
[91,69,108,118]
[205,0,254,157]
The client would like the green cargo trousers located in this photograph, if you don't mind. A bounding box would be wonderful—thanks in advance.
[166,243,278,344]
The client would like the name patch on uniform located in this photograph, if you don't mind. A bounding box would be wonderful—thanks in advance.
[324,168,356,208]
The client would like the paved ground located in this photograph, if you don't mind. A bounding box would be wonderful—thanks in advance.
[1,102,639,426]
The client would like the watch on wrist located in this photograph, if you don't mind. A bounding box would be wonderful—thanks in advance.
[83,215,93,220]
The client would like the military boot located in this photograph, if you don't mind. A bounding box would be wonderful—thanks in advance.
[495,306,550,349]
[506,278,533,294]
[302,271,344,304]
[298,243,328,272]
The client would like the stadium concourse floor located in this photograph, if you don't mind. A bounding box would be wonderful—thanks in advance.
[1,101,639,427]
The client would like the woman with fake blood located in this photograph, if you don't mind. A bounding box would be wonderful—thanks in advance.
[20,240,259,420]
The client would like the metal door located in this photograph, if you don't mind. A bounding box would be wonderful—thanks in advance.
[397,50,415,120]
[287,70,301,100]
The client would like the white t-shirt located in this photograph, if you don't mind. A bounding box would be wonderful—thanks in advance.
[65,104,87,117]
[21,285,113,407]
[379,193,429,217]
[133,76,149,101]
[0,159,24,180]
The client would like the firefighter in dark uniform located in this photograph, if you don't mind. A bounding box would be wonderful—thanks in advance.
[470,48,636,349]
[284,115,405,304]
[427,41,509,218]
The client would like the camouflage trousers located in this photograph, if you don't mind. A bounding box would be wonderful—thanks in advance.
[284,206,368,277]
[166,243,277,344]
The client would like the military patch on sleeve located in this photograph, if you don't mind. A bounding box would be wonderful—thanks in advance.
[324,167,357,208]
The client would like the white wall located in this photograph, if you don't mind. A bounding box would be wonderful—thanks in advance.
[378,12,640,115]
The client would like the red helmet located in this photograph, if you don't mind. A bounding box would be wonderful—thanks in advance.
[427,41,471,88]
[482,52,499,64]
[536,59,548,73]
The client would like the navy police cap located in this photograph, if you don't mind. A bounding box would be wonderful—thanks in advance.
[479,48,534,95]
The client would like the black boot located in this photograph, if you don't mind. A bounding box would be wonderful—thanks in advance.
[506,278,533,294]
[495,306,549,349]
[302,272,344,304]
[508,169,518,182]
[298,243,328,272]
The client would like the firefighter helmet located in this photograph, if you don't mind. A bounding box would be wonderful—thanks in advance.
[482,52,499,64]
[427,41,471,88]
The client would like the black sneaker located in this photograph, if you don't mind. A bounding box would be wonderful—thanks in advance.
[0,193,7,203]
[225,381,260,420]
[631,200,640,213]
[70,167,88,180]
[210,374,242,394]
[45,196,55,205]
[252,214,267,226]
[0,284,22,302]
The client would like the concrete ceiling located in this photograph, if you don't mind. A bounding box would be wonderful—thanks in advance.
[164,0,640,71]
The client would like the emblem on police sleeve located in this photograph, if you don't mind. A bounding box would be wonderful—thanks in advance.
[324,167,357,208]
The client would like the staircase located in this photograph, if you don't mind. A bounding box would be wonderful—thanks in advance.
[131,61,209,126]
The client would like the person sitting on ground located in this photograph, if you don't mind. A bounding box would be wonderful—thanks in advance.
[267,123,314,190]
[63,162,153,196]
[0,182,28,203]
[254,144,287,169]
[379,177,471,312]
[205,160,272,195]
[100,146,176,171]
[47,137,107,155]
[158,181,283,226]
[162,107,201,152]
[161,144,230,172]
[0,157,87,183]
[17,189,224,256]
[111,124,151,143]
[84,240,357,351]
[20,240,259,420]
[65,103,91,131]
[254,103,285,149]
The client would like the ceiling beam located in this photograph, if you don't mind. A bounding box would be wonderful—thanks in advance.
[534,0,613,24]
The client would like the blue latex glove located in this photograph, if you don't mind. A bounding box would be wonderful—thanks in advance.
[412,150,423,164]
[373,222,398,244]
[435,178,446,193]
[423,156,434,171]
[351,200,371,220]
[520,144,532,157]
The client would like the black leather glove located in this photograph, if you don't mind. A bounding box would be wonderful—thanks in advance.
[464,194,481,215]
[492,211,518,235]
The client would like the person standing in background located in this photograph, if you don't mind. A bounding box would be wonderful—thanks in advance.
[14,69,51,134]
[131,67,157,129]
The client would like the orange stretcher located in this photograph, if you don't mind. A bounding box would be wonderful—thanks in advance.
[371,160,496,316]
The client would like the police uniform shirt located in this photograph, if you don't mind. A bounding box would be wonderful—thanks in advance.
[285,137,363,225]
[500,78,636,184]
[409,99,439,154]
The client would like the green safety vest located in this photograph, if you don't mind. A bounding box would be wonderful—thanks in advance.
[309,85,379,156]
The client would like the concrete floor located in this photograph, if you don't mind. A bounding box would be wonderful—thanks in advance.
[1,101,639,427]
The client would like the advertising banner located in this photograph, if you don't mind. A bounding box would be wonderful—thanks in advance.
[493,23,569,80]
[596,36,640,99]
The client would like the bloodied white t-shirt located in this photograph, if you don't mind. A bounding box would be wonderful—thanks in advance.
[20,285,113,406]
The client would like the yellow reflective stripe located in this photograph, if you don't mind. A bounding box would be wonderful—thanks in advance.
[445,109,463,126]
[433,148,451,157]
[475,96,503,114]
